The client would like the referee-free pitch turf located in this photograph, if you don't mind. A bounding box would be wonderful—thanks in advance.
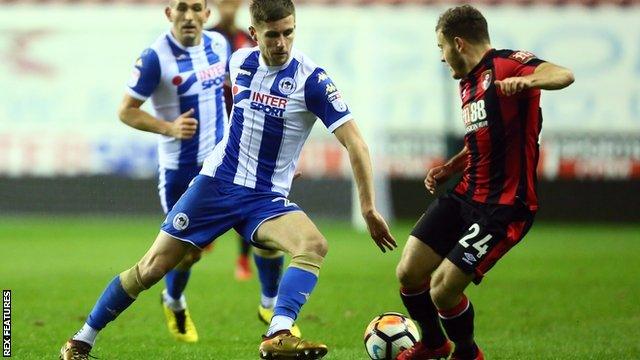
[1,216,639,359]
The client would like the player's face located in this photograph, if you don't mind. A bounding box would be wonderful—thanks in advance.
[215,0,241,23]
[437,30,465,80]
[250,15,295,66]
[166,0,211,47]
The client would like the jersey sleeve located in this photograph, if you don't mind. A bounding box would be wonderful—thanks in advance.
[304,68,352,133]
[504,50,545,77]
[127,48,161,101]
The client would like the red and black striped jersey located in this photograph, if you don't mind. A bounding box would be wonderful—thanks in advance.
[453,49,545,211]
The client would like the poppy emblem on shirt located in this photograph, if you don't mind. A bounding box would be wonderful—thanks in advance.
[278,77,297,95]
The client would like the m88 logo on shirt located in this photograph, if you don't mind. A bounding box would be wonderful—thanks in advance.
[462,99,488,133]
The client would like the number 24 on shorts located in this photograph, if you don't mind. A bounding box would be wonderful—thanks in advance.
[458,223,492,258]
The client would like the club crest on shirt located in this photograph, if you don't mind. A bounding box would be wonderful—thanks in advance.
[481,70,492,90]
[278,77,297,95]
[172,212,189,231]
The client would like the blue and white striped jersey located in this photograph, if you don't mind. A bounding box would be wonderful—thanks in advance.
[201,47,353,196]
[127,30,231,169]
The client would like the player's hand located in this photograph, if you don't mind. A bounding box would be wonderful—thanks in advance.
[363,210,397,253]
[494,77,533,96]
[170,109,198,139]
[425,164,452,194]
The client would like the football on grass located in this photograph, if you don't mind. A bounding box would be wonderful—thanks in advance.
[364,312,420,360]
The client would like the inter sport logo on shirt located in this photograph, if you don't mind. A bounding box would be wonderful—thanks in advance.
[250,91,288,118]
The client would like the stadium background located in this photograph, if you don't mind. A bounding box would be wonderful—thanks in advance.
[1,0,640,221]
[1,0,640,359]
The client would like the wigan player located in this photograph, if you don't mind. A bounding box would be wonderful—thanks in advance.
[59,0,395,358]
[207,0,259,283]
[395,5,574,360]
[58,0,282,357]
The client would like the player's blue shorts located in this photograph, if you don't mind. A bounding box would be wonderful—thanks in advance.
[158,165,202,214]
[161,174,301,249]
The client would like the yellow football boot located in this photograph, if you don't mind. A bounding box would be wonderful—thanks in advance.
[259,330,327,360]
[161,293,199,343]
[258,305,302,338]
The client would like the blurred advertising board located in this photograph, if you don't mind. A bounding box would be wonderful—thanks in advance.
[0,4,638,178]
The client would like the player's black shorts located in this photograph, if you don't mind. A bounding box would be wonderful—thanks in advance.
[411,191,535,284]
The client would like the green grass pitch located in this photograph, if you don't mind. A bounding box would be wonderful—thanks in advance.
[1,216,639,359]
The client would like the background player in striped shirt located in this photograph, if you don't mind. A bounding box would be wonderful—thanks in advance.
[59,0,395,358]
[395,5,574,360]
[208,0,258,282]
[117,0,229,345]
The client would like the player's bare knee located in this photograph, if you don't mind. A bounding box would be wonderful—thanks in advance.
[300,233,328,258]
[184,248,203,266]
[430,281,460,309]
[396,262,419,288]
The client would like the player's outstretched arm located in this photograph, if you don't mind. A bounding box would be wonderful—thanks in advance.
[425,146,468,194]
[333,120,397,253]
[118,94,198,139]
[495,62,574,96]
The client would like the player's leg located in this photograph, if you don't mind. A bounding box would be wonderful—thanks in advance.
[60,232,190,360]
[395,237,451,359]
[253,246,302,337]
[235,234,253,280]
[432,203,535,360]
[430,259,478,360]
[253,211,328,359]
[395,194,465,360]
[159,165,202,342]
[161,247,202,342]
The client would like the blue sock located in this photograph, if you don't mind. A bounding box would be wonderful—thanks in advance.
[165,269,191,300]
[274,267,318,321]
[86,276,135,330]
[254,253,284,298]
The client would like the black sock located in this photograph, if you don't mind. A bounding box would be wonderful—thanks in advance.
[438,296,476,358]
[400,284,447,349]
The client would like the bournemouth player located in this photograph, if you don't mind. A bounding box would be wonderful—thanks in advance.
[395,5,574,360]
[59,0,396,358]
[208,0,258,283]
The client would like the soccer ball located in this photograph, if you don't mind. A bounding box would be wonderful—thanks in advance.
[364,312,420,360]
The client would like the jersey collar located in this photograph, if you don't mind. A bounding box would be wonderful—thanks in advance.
[258,48,295,72]
[166,30,205,53]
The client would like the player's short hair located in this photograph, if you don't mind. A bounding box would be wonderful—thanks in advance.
[436,5,490,44]
[169,0,207,7]
[250,0,295,24]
